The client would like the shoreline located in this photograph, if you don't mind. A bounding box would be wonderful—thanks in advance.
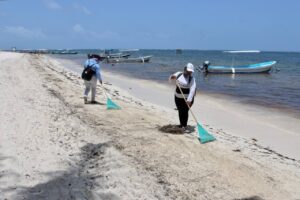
[102,70,300,119]
[54,56,300,160]
[2,52,300,199]
[35,54,300,166]
[51,54,300,119]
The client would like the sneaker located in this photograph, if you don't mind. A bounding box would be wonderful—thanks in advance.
[84,97,88,104]
[181,126,189,133]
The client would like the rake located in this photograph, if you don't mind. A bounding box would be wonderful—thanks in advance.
[101,85,121,110]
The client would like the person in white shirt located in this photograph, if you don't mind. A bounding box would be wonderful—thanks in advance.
[169,63,196,130]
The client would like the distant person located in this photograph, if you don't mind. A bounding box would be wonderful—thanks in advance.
[83,54,102,104]
[169,63,196,131]
[202,60,210,74]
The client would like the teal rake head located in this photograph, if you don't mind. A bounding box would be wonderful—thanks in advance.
[197,123,216,144]
[106,98,121,110]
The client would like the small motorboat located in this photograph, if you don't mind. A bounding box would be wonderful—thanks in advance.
[51,50,78,54]
[99,49,133,59]
[105,55,152,63]
[204,61,276,74]
[99,52,130,59]
[201,50,277,74]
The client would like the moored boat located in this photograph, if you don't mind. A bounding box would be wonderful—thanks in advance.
[51,50,78,54]
[201,50,277,74]
[99,52,130,59]
[207,61,277,74]
[105,55,152,63]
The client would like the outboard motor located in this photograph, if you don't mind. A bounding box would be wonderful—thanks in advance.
[203,60,210,73]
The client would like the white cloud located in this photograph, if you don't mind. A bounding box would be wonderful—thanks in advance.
[43,0,62,11]
[73,24,85,33]
[2,26,47,39]
[72,24,120,40]
[82,7,91,15]
[73,3,91,15]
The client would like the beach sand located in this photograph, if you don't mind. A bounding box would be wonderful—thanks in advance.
[1,52,300,200]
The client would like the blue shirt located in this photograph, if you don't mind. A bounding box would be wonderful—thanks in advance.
[84,58,102,81]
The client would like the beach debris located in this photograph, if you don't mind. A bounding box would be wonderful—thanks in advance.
[159,124,184,134]
[104,82,112,85]
[235,196,264,200]
[81,143,110,159]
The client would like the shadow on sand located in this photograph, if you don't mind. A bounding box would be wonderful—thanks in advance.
[234,196,264,200]
[0,148,20,198]
[13,142,119,200]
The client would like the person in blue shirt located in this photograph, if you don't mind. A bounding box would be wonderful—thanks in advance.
[83,54,102,104]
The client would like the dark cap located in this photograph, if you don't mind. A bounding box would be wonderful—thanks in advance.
[90,54,101,60]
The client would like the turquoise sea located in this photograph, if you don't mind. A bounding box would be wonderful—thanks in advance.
[51,49,300,115]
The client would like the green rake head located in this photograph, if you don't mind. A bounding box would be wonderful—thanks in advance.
[197,123,216,144]
[106,98,121,110]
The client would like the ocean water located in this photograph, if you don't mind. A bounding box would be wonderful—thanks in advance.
[52,49,300,115]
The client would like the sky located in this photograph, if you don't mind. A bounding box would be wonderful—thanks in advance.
[0,0,299,51]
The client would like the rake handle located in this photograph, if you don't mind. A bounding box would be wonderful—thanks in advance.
[99,83,109,98]
[175,81,199,124]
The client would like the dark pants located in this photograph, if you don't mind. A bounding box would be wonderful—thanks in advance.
[175,96,194,127]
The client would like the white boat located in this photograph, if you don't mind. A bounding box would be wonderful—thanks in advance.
[51,50,78,54]
[105,55,152,63]
[99,49,131,59]
[202,50,277,74]
[206,61,276,73]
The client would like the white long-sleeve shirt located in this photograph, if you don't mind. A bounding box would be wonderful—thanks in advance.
[170,71,196,102]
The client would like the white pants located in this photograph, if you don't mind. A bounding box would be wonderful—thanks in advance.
[84,76,97,101]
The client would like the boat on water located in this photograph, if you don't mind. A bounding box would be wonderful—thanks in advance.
[51,50,78,54]
[99,49,132,59]
[105,55,152,63]
[202,50,277,74]
[99,52,130,59]
[15,49,50,54]
[205,61,276,74]
[60,51,78,54]
[176,49,182,54]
